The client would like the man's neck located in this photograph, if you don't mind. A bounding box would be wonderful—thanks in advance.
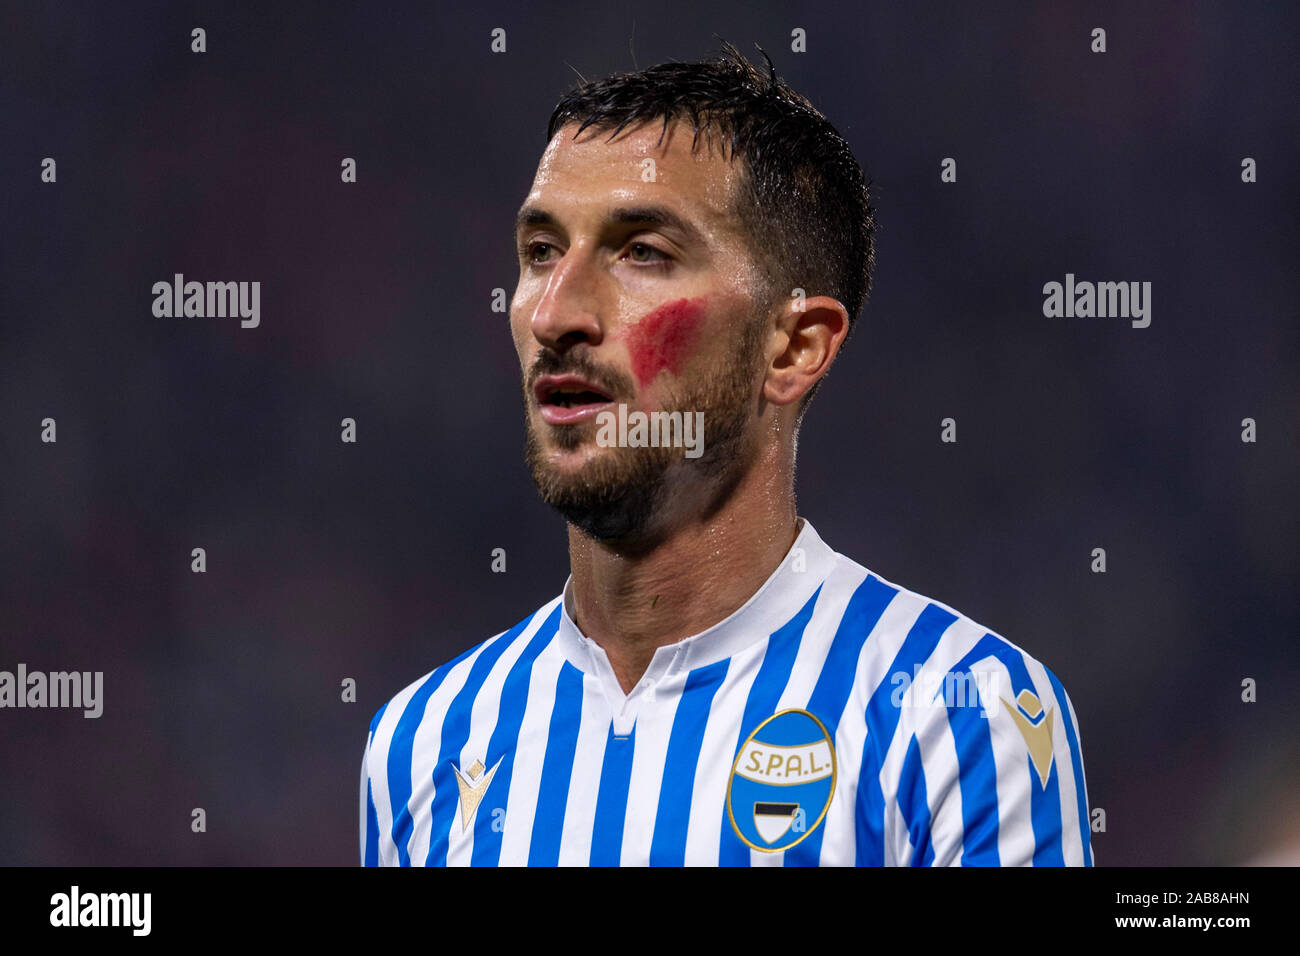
[567,451,799,695]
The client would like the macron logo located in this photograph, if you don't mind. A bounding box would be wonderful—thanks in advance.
[452,757,502,831]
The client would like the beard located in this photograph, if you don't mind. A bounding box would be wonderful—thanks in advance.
[523,319,765,544]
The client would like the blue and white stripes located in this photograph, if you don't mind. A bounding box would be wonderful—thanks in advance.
[360,520,1092,866]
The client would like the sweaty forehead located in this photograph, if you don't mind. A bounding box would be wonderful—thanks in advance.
[528,118,744,227]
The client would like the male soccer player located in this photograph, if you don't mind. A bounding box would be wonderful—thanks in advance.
[360,43,1092,866]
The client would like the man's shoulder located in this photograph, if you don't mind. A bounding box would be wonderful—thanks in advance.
[819,545,1091,865]
[822,547,1078,715]
[365,593,565,747]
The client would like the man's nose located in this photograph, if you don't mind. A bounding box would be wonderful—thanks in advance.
[529,242,605,351]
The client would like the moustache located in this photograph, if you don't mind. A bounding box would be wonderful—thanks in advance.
[526,348,635,402]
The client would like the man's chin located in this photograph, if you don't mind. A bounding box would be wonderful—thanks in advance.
[530,428,604,465]
[534,476,664,543]
[525,431,673,542]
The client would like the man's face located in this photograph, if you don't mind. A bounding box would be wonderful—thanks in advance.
[511,119,771,542]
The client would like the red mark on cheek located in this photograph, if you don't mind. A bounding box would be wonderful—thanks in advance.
[623,296,709,387]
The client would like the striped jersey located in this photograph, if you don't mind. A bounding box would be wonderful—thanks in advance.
[359,518,1093,866]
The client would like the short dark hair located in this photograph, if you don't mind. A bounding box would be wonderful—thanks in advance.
[546,40,875,409]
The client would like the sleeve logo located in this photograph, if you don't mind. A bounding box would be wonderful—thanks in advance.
[1000,689,1056,789]
[451,757,503,831]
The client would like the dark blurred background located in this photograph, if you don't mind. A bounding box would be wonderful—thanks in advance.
[1,0,1296,865]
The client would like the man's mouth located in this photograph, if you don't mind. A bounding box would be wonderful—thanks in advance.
[534,374,617,426]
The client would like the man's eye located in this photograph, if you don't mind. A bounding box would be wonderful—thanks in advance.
[527,241,555,263]
[626,242,669,263]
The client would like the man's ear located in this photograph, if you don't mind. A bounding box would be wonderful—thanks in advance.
[763,295,850,406]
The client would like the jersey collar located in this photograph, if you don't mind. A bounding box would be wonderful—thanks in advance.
[556,517,837,682]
